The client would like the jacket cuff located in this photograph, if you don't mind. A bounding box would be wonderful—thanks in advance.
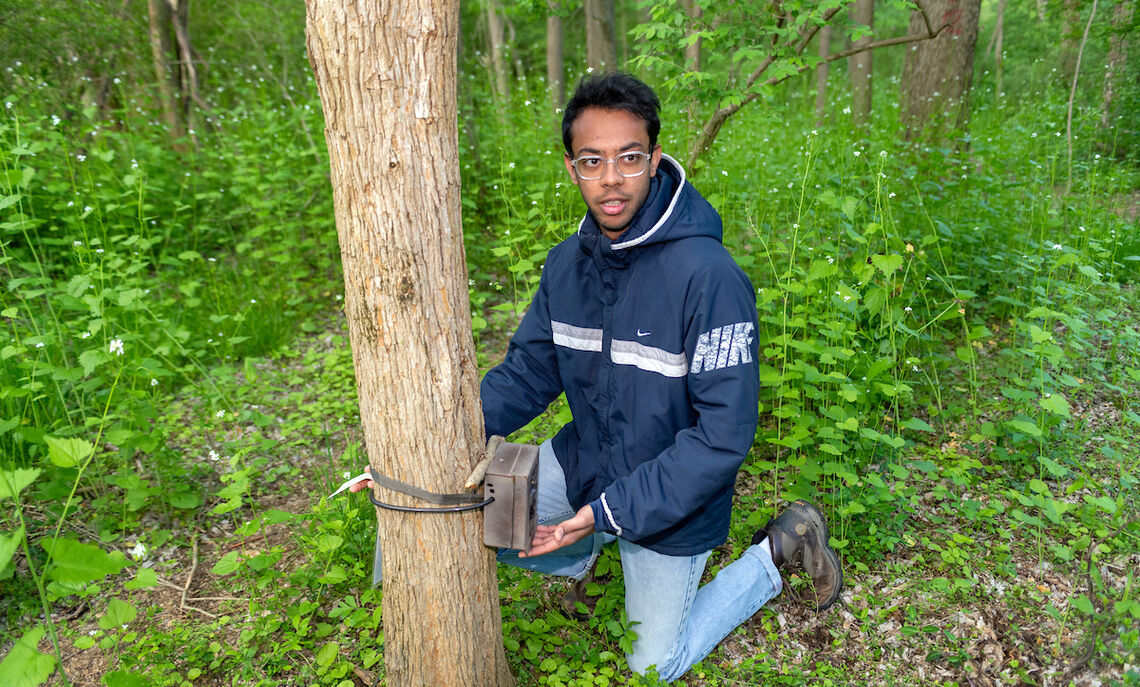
[590,494,623,537]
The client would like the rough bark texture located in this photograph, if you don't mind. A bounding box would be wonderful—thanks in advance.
[900,0,981,142]
[815,25,831,126]
[849,0,874,126]
[304,2,514,685]
[684,0,702,72]
[585,0,617,70]
[1100,0,1133,131]
[547,4,565,111]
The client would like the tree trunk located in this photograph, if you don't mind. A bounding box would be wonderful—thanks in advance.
[147,0,185,143]
[900,0,981,143]
[1099,0,1133,132]
[547,3,565,111]
[166,0,202,148]
[1059,0,1081,85]
[486,0,510,100]
[304,2,514,685]
[984,0,1007,97]
[585,0,617,70]
[814,25,831,126]
[684,0,702,72]
[849,0,873,127]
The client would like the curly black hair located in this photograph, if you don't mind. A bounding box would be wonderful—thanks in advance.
[561,72,661,154]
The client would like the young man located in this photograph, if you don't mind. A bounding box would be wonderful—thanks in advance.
[481,72,843,681]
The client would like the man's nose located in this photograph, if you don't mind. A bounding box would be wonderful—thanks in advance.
[600,159,623,186]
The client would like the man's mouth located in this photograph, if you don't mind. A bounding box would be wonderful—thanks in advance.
[599,198,627,216]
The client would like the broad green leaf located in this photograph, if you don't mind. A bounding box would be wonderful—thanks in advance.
[1028,479,1050,495]
[315,641,339,668]
[124,567,158,590]
[1006,419,1042,437]
[43,539,127,585]
[0,526,24,571]
[1070,595,1094,614]
[212,551,241,576]
[0,626,55,687]
[45,435,94,468]
[102,670,150,687]
[1083,494,1117,514]
[871,254,904,275]
[902,417,935,433]
[0,468,40,500]
[805,259,837,282]
[836,417,859,432]
[840,196,858,220]
[78,350,110,376]
[0,194,21,211]
[98,598,138,630]
[863,286,887,315]
[1040,394,1070,418]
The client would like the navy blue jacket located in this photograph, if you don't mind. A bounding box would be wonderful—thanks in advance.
[481,155,759,556]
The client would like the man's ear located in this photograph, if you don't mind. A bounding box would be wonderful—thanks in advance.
[649,145,662,177]
[563,153,580,186]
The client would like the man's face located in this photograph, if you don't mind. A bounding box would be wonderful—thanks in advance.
[563,107,662,239]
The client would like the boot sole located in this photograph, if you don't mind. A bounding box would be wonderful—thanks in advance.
[790,500,843,611]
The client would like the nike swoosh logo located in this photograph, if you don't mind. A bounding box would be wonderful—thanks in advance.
[636,329,651,337]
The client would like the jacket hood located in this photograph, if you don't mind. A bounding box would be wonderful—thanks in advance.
[576,154,723,254]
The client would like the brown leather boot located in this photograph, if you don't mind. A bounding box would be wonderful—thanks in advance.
[752,499,843,610]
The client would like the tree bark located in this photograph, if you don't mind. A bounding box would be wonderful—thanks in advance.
[684,0,702,73]
[985,0,1006,97]
[1099,0,1133,132]
[1059,0,1081,85]
[814,25,831,126]
[486,0,510,100]
[547,3,564,110]
[166,0,202,148]
[849,0,874,127]
[585,0,617,70]
[147,0,185,143]
[900,0,982,143]
[304,2,514,685]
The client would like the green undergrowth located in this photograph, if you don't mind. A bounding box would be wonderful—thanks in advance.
[2,29,1139,687]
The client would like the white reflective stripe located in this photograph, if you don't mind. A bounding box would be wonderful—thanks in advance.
[610,339,688,378]
[600,492,622,536]
[551,320,603,352]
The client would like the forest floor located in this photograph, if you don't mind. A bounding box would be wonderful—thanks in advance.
[39,301,1139,687]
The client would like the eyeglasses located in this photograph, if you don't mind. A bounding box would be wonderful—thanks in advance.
[570,151,651,180]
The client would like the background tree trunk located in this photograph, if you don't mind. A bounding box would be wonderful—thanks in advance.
[585,0,617,70]
[304,1,514,685]
[900,0,982,142]
[849,0,874,127]
[1059,0,1081,85]
[1099,0,1133,132]
[486,0,510,100]
[985,0,1006,97]
[684,0,702,72]
[814,25,831,126]
[147,0,185,143]
[547,3,565,110]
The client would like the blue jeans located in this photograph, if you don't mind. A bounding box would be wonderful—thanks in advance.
[498,441,782,682]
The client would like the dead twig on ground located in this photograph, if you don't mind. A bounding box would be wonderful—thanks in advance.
[179,534,217,619]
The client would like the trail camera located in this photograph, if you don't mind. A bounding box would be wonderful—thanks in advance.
[483,441,539,551]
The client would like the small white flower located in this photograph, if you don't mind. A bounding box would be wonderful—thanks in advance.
[842,106,852,115]
[209,449,219,461]
[109,338,124,356]
[80,331,91,339]
[73,240,82,247]
[150,378,158,387]
[888,192,896,198]
[249,299,256,304]
[342,471,351,480]
[94,248,103,254]
[128,542,146,560]
[51,115,61,126]
[879,151,887,158]
[77,154,86,162]
[721,170,728,176]
[853,150,861,157]
[4,101,11,109]
[905,306,913,313]
[35,342,45,349]
[1052,243,1062,251]
[215,409,225,419]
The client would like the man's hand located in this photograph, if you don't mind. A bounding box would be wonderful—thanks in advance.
[347,478,374,493]
[519,504,595,558]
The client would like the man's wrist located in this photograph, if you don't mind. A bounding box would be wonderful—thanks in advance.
[589,495,622,536]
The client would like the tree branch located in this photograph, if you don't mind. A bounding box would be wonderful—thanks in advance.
[688,1,951,172]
